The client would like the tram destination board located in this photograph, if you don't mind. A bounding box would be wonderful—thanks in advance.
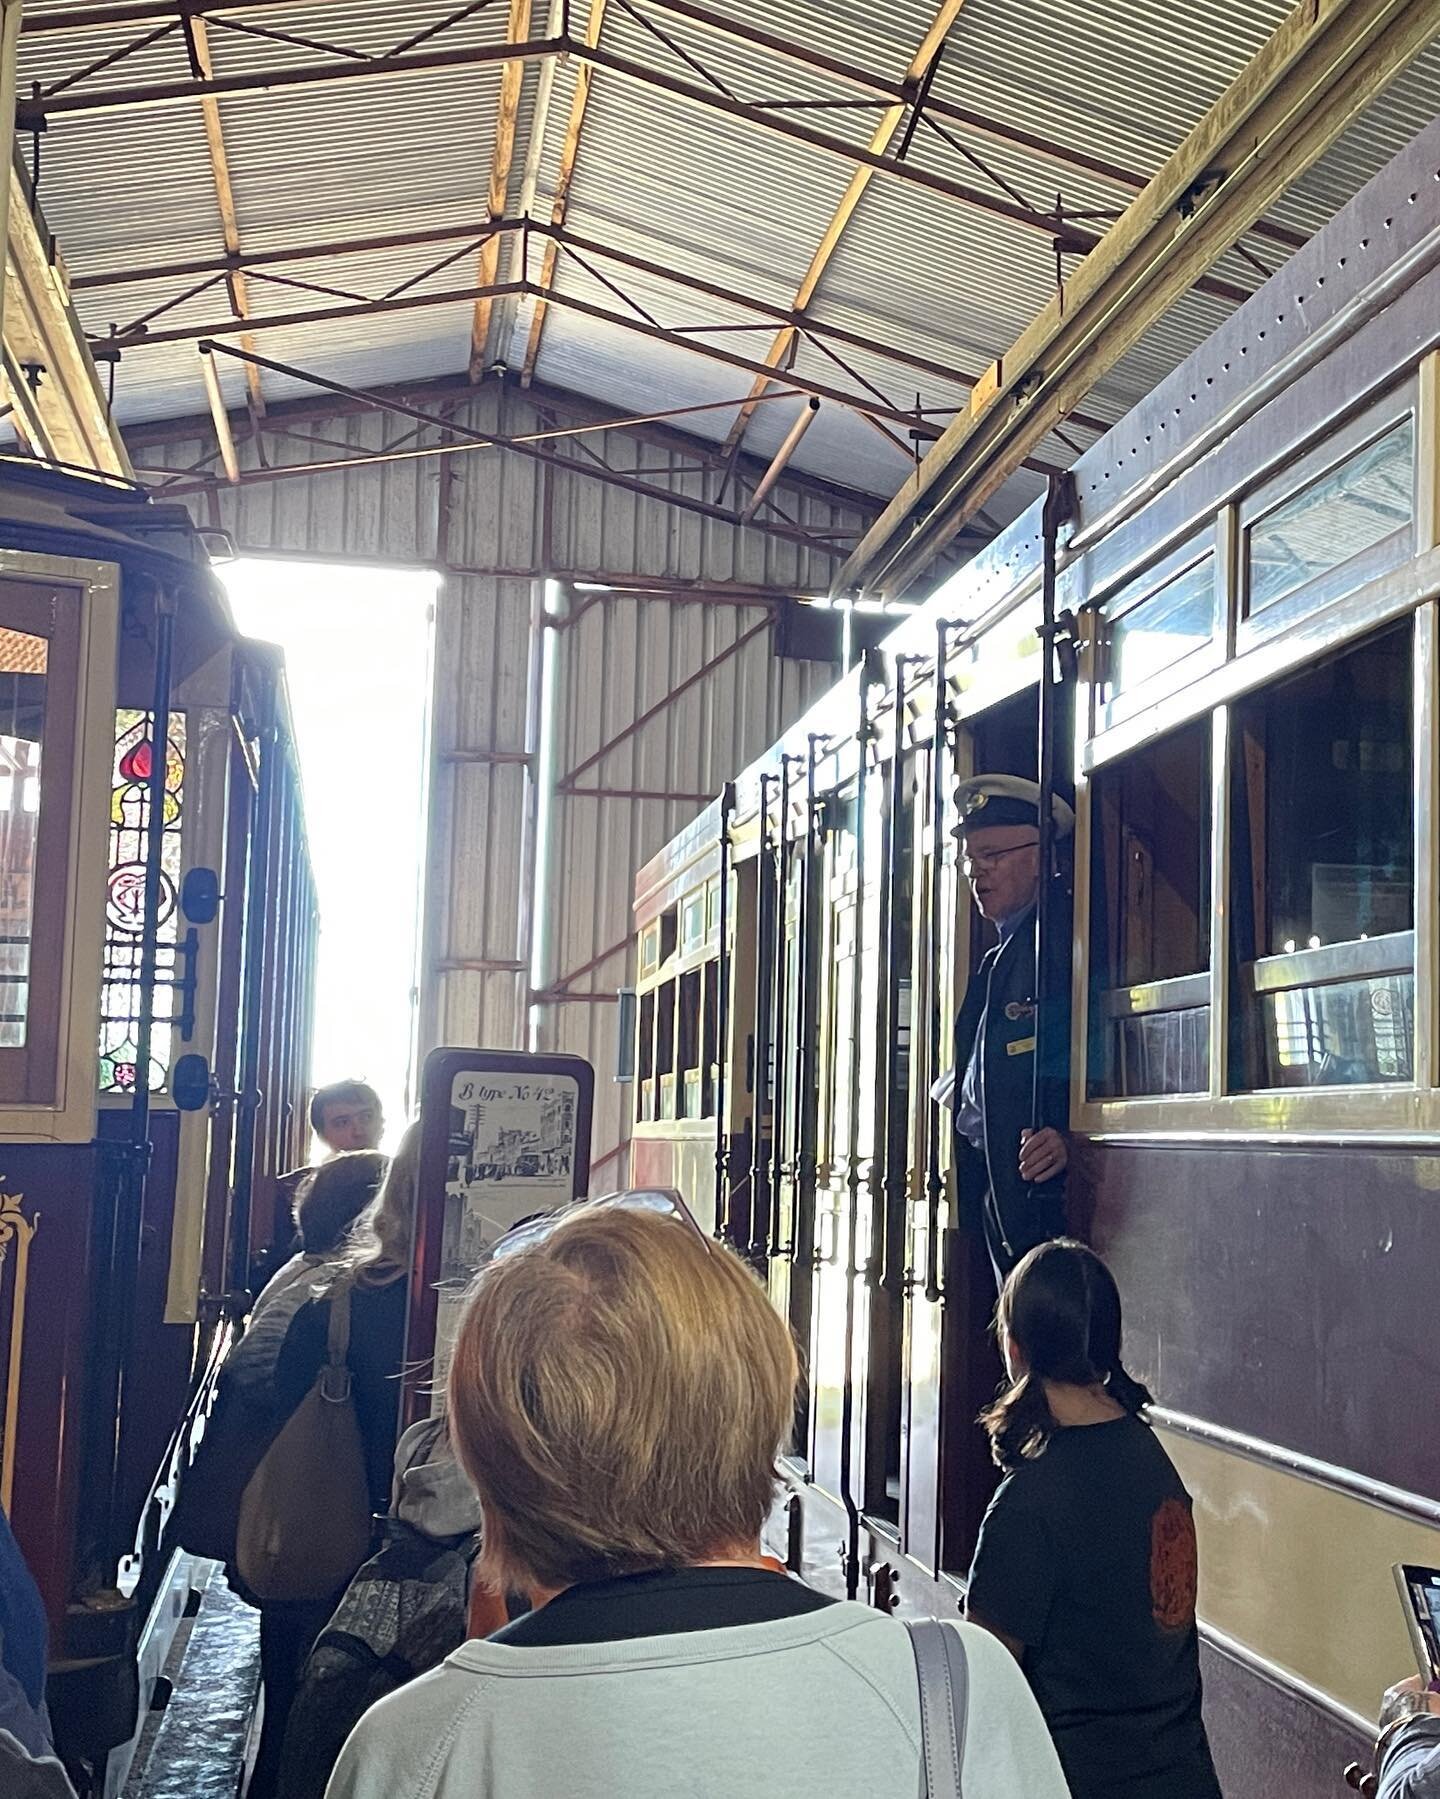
[406,1047,595,1422]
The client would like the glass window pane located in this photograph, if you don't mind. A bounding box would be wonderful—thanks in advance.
[1088,717,1211,1098]
[1230,624,1413,1092]
[1259,973,1412,1087]
[1103,556,1215,702]
[0,629,49,1050]
[99,710,187,1093]
[1247,418,1414,617]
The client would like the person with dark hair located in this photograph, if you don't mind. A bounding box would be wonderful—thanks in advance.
[243,1151,389,1385]
[170,1153,389,1587]
[247,1124,422,1799]
[257,1082,386,1294]
[966,1238,1221,1799]
[309,1081,384,1154]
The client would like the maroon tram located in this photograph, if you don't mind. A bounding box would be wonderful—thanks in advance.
[0,461,315,1794]
[631,119,1440,1798]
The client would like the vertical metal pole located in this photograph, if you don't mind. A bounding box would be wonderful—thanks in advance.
[748,774,775,1264]
[877,657,912,1295]
[768,755,794,1255]
[713,781,736,1242]
[922,621,951,1304]
[100,581,176,1572]
[1033,474,1075,1134]
[789,738,822,1265]
[839,657,877,1599]
[229,669,277,1299]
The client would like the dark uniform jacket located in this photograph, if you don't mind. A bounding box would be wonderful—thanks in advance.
[951,901,1071,1281]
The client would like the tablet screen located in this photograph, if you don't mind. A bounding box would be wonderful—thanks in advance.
[1398,1565,1440,1680]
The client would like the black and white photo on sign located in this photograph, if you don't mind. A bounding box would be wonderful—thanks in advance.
[431,1072,581,1407]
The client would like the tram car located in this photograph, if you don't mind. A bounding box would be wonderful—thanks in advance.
[632,121,1440,1798]
[0,461,315,1795]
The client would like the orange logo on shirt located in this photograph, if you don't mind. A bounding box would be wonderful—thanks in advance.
[1149,1498,1197,1631]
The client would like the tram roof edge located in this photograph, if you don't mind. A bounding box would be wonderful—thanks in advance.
[676,110,1440,844]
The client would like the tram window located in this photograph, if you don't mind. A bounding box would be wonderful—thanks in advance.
[1088,717,1211,1098]
[637,988,655,1122]
[678,969,701,1118]
[656,979,676,1119]
[701,959,717,1117]
[1100,549,1216,706]
[0,630,49,1049]
[1245,415,1415,621]
[1230,623,1413,1090]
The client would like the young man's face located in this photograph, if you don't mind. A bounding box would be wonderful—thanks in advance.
[318,1097,383,1152]
[961,824,1041,927]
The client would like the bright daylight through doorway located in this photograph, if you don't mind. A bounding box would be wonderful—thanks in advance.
[221,556,437,1156]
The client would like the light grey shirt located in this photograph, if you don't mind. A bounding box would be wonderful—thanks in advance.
[325,1606,1070,1799]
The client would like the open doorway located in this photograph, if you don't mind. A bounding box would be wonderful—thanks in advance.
[220,555,437,1154]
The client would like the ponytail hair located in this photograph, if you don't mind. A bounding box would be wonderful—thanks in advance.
[981,1238,1153,1473]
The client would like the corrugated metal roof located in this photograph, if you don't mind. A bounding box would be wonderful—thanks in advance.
[12,0,1440,522]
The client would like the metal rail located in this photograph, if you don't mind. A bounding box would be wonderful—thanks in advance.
[713,781,736,1242]
[748,774,775,1264]
[838,656,878,1600]
[921,619,953,1304]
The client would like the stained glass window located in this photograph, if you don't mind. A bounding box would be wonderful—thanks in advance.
[0,628,49,1049]
[99,709,186,1095]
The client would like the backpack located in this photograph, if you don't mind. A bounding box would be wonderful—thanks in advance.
[274,1421,481,1799]
[236,1285,375,1603]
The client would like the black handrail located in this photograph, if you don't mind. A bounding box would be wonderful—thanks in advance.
[97,579,175,1578]
[922,620,953,1304]
[768,754,797,1258]
[879,657,919,1295]
[1033,473,1076,1135]
[228,668,278,1299]
[838,655,878,1600]
[748,774,775,1264]
[788,737,823,1267]
[713,780,736,1241]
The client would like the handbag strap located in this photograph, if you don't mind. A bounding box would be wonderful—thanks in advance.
[318,1283,353,1400]
[906,1619,969,1799]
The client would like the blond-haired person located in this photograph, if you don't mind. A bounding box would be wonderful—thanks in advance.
[325,1197,1069,1799]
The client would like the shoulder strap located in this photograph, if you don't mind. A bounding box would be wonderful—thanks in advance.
[906,1619,969,1799]
[324,1283,353,1366]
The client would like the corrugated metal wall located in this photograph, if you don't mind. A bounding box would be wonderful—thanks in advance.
[144,385,855,1178]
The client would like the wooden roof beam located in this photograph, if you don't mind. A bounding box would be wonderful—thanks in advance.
[522,0,608,384]
[187,15,266,422]
[836,0,1440,598]
[469,0,532,378]
[719,0,967,458]
[8,38,1250,304]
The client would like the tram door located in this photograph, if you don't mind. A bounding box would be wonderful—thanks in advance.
[934,687,1040,1569]
[808,777,883,1510]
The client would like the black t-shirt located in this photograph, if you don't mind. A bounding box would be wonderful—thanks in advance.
[492,1566,835,1646]
[966,1413,1221,1799]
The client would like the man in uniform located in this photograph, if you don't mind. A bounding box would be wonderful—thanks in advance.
[944,774,1073,1286]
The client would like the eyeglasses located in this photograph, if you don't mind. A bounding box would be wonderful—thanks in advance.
[484,1187,710,1263]
[960,839,1039,876]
